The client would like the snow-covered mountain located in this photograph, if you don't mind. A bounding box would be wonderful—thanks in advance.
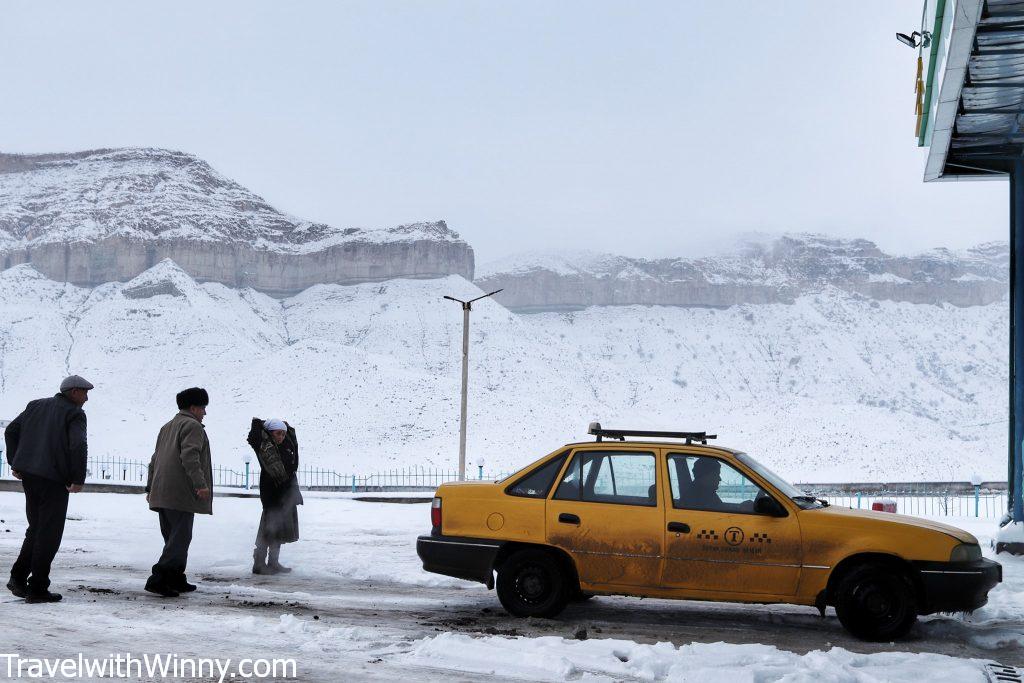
[0,258,1007,482]
[476,236,1007,311]
[0,148,1009,482]
[0,148,474,295]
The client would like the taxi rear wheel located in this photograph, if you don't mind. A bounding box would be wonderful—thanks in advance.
[496,549,570,618]
[834,564,918,641]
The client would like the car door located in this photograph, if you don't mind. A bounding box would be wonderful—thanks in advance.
[661,452,801,597]
[546,448,664,588]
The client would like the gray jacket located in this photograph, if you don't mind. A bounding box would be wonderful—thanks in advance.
[4,394,88,485]
[146,410,213,515]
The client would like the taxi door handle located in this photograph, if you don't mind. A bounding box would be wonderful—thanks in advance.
[667,522,690,534]
[558,513,581,525]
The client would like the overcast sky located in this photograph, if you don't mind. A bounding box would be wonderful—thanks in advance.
[0,1,1009,264]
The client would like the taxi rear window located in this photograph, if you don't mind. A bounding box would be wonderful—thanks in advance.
[553,451,657,506]
[505,451,569,498]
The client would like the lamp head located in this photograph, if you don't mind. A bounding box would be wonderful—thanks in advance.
[896,31,930,48]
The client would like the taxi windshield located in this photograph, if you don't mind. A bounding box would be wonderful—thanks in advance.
[734,452,825,508]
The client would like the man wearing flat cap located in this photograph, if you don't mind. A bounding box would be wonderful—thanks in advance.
[4,375,93,603]
[144,387,213,598]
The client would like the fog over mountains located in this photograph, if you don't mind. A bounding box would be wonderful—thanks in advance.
[477,238,1007,311]
[0,148,1009,482]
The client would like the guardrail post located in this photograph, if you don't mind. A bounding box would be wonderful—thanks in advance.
[975,483,980,517]
[856,492,862,509]
[351,474,356,493]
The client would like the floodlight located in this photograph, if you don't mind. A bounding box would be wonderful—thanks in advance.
[896,32,919,48]
[896,31,930,49]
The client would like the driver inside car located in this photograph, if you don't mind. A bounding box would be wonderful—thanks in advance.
[686,457,755,512]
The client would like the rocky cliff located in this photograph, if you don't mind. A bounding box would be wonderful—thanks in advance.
[0,148,474,296]
[475,235,1008,311]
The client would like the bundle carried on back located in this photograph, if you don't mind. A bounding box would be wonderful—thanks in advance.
[246,418,295,487]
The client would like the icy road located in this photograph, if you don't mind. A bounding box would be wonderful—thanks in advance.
[0,491,1022,681]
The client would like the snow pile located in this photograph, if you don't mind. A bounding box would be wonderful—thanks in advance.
[0,261,1010,481]
[405,633,989,681]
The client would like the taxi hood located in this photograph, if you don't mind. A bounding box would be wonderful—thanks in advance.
[813,505,978,544]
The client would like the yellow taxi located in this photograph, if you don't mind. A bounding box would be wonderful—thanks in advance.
[417,424,1002,641]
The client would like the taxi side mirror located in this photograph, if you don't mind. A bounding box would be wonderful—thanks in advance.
[754,495,787,517]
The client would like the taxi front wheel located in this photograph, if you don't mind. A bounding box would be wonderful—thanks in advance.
[496,549,570,618]
[834,564,918,641]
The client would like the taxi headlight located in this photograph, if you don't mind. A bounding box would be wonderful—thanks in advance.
[949,543,981,562]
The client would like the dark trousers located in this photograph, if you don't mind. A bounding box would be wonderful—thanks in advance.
[11,474,70,593]
[150,508,194,581]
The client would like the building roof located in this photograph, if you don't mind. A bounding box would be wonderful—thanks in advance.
[922,0,1024,180]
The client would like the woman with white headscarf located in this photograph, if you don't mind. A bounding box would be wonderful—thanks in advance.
[246,417,303,574]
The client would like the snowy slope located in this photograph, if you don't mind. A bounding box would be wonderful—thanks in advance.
[0,261,1008,482]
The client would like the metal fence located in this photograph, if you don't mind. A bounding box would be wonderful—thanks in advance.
[794,482,1009,519]
[0,457,509,492]
[0,457,1010,517]
[812,491,1009,518]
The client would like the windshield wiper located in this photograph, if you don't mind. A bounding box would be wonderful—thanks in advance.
[792,495,829,507]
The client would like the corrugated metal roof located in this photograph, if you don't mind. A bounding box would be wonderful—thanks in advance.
[932,0,1024,178]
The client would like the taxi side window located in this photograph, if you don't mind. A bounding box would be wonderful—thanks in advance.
[506,451,569,498]
[668,454,769,514]
[554,451,657,506]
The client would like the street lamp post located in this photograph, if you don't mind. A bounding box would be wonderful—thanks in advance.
[443,289,503,480]
[243,452,252,490]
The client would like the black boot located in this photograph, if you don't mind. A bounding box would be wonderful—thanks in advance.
[25,575,61,603]
[267,545,291,574]
[144,570,180,598]
[25,590,62,604]
[172,573,197,593]
[252,546,271,575]
[7,576,28,599]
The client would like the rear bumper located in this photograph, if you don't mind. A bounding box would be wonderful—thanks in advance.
[914,558,1002,614]
[416,534,504,588]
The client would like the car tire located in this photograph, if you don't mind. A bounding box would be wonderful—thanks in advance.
[834,563,918,641]
[496,549,570,618]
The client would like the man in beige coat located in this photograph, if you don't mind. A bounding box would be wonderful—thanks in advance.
[145,387,213,597]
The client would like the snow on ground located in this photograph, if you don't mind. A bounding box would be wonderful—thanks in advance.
[0,490,461,590]
[1,491,1024,681]
[406,634,986,682]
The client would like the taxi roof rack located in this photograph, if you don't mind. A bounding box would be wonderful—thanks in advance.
[588,422,717,445]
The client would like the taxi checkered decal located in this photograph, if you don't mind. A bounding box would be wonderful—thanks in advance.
[696,529,719,540]
[750,532,772,544]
